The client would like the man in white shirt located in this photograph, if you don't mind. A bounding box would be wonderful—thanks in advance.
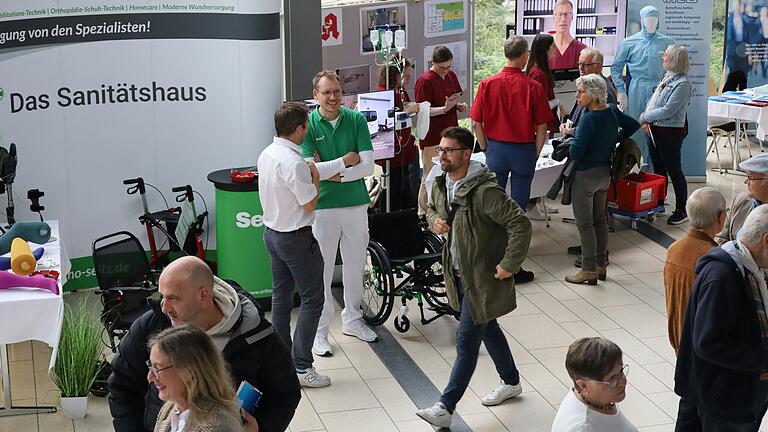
[258,102,357,388]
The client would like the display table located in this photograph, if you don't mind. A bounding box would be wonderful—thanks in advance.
[207,169,272,304]
[0,220,64,417]
[708,99,768,170]
[425,144,566,202]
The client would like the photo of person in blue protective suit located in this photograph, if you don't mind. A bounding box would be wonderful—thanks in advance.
[610,5,674,168]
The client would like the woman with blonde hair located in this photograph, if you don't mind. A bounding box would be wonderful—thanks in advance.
[639,44,693,226]
[147,325,244,432]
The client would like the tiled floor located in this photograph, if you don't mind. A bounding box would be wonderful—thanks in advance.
[2,139,766,431]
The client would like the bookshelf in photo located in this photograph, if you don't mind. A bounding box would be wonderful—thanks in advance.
[514,0,626,67]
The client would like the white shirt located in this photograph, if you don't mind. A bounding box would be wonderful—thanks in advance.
[257,137,317,232]
[170,407,190,432]
[551,390,638,432]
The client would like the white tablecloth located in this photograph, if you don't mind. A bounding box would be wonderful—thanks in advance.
[0,220,65,370]
[425,144,566,201]
[708,100,768,141]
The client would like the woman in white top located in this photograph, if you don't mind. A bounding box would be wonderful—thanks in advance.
[551,337,638,432]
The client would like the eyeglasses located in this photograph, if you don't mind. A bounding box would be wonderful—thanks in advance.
[435,63,452,71]
[578,62,599,68]
[146,360,174,379]
[745,176,768,183]
[554,12,573,18]
[319,90,342,98]
[436,146,468,155]
[586,364,629,388]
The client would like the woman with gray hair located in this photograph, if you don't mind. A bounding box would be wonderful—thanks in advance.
[551,337,637,431]
[566,74,640,285]
[640,44,693,225]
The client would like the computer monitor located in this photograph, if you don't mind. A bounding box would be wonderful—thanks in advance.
[303,90,395,161]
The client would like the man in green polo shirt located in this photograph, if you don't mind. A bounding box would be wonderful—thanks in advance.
[302,70,377,356]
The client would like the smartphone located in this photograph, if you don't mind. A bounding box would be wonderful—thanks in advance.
[236,381,263,415]
[448,91,463,101]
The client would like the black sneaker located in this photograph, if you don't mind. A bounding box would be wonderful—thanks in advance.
[667,210,688,225]
[514,268,534,284]
[567,245,582,255]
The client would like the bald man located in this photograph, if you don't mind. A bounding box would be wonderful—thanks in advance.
[108,257,301,432]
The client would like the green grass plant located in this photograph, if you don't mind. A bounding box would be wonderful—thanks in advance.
[51,302,104,397]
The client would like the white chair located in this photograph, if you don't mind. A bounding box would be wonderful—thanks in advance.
[707,116,751,173]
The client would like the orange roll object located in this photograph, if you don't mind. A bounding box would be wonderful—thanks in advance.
[11,238,36,275]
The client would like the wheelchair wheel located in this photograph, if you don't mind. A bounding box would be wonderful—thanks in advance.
[394,315,410,333]
[362,241,395,326]
[421,232,453,314]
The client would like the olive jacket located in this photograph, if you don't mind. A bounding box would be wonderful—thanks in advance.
[427,163,532,324]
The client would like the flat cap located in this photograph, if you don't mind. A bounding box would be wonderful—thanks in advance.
[739,153,768,173]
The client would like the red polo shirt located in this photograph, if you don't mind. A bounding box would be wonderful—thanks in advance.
[527,66,560,134]
[470,67,553,143]
[414,69,462,149]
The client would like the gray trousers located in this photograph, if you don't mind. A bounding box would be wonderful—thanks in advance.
[264,227,325,371]
[571,166,610,272]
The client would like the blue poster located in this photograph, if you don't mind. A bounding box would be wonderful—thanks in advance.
[724,0,768,88]
[620,0,712,178]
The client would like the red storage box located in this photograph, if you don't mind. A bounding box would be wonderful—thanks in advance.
[607,172,667,213]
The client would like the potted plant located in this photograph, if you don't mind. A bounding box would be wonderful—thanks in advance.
[51,301,104,419]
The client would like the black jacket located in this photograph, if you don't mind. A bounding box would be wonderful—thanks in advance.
[675,246,768,423]
[107,284,301,432]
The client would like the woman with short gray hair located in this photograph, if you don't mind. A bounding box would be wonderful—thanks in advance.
[640,44,692,225]
[566,74,640,285]
[551,337,638,431]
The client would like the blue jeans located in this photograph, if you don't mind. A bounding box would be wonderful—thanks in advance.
[264,228,325,371]
[484,140,537,209]
[440,276,520,411]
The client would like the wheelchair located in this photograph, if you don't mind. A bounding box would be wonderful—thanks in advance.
[92,231,158,353]
[362,209,459,333]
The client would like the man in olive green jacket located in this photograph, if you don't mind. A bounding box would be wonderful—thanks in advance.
[416,127,532,429]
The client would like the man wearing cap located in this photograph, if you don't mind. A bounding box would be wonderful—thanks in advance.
[715,154,768,244]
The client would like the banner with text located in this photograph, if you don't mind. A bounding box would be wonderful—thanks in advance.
[0,0,283,290]
[625,0,712,178]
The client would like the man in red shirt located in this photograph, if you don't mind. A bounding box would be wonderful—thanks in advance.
[471,36,552,283]
[415,46,466,218]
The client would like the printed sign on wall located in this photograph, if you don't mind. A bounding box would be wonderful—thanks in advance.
[322,7,343,47]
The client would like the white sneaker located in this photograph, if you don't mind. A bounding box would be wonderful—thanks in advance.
[416,402,453,428]
[481,380,522,406]
[526,206,549,221]
[297,367,331,388]
[312,337,333,357]
[342,320,378,342]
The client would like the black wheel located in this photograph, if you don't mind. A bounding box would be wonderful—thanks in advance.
[394,315,410,333]
[421,232,453,313]
[362,241,395,326]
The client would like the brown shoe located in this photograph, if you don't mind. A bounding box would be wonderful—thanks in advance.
[597,267,607,281]
[565,271,598,285]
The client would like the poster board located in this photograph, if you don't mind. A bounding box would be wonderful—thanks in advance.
[0,0,283,290]
[515,0,628,67]
[321,0,473,111]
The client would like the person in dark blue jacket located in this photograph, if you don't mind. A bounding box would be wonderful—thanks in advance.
[565,74,640,286]
[675,205,768,431]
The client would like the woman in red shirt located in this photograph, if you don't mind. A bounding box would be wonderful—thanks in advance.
[376,57,420,212]
[414,46,466,217]
[526,33,562,137]
[526,34,562,220]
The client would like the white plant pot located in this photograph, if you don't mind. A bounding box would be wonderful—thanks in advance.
[60,396,88,419]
